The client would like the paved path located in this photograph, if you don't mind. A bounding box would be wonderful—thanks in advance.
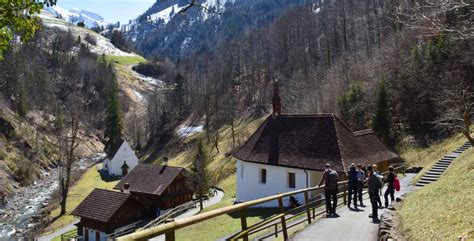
[36,220,79,241]
[290,174,417,241]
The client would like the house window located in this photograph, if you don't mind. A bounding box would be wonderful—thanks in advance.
[288,172,296,188]
[260,168,267,184]
[240,163,244,179]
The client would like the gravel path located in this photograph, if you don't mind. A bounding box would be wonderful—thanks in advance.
[290,174,416,241]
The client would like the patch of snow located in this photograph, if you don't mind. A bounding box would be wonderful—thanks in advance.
[181,37,192,50]
[311,3,321,14]
[131,70,165,87]
[45,6,108,28]
[149,4,185,24]
[201,0,234,20]
[133,90,145,102]
[177,125,204,138]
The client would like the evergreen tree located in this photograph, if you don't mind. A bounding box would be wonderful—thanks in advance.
[187,141,214,210]
[104,76,123,147]
[17,81,27,117]
[372,80,391,143]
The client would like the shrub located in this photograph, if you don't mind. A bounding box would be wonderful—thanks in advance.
[132,62,165,78]
[84,34,97,46]
[0,149,7,160]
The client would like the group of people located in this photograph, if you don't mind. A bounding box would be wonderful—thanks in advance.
[318,163,398,222]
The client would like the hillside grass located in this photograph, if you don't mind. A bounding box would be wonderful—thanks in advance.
[152,116,269,240]
[399,133,468,183]
[105,55,148,65]
[44,165,119,234]
[398,147,474,240]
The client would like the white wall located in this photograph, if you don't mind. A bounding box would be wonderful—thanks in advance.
[236,159,322,208]
[83,227,106,241]
[107,141,139,176]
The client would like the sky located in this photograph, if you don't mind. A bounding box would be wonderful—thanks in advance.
[56,0,156,24]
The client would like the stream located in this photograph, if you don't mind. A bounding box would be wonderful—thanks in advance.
[0,153,104,240]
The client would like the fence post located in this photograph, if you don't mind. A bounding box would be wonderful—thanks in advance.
[278,196,288,240]
[304,190,311,224]
[240,209,249,241]
[165,230,175,241]
[274,223,278,237]
[343,183,347,205]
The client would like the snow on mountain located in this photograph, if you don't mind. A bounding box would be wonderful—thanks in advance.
[149,4,185,24]
[45,6,109,28]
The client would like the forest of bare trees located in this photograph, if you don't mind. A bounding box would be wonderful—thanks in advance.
[141,0,472,150]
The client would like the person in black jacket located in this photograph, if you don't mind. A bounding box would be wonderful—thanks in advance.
[347,163,358,210]
[384,166,396,208]
[367,166,382,221]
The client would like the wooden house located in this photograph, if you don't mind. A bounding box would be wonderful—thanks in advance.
[72,189,150,241]
[114,164,194,217]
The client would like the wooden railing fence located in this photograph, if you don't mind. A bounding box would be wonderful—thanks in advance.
[116,164,405,241]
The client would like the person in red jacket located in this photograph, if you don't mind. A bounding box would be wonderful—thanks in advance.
[384,166,396,208]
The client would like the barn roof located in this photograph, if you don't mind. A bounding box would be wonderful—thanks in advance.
[105,137,125,157]
[114,164,185,196]
[71,189,138,223]
[234,114,399,172]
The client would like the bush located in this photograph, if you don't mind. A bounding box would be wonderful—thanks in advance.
[132,62,165,78]
[0,149,7,160]
[14,158,38,184]
[84,34,97,46]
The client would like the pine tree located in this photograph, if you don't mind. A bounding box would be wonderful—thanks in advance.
[104,76,123,147]
[187,141,214,210]
[372,80,391,143]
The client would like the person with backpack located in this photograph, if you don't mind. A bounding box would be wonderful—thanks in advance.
[372,164,383,208]
[384,166,396,208]
[367,165,382,222]
[319,164,339,216]
[356,164,366,207]
[347,163,359,210]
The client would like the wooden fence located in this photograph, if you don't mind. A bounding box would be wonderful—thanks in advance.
[116,165,405,241]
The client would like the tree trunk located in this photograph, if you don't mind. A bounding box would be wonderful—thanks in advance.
[199,197,203,210]
[463,131,474,146]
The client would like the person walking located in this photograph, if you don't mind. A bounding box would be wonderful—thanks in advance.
[347,163,358,210]
[367,166,382,222]
[384,166,396,208]
[356,164,365,207]
[319,164,339,216]
[372,164,383,208]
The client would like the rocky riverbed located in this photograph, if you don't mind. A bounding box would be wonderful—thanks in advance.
[0,154,104,240]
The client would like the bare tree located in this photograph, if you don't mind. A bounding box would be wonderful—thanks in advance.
[394,0,473,40]
[436,85,474,145]
[57,106,82,216]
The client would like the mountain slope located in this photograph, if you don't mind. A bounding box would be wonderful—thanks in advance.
[126,0,308,60]
[45,6,109,28]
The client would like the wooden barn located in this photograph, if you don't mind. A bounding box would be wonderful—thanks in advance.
[114,164,194,217]
[72,189,150,241]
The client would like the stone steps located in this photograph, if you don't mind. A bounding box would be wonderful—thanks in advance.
[415,142,471,187]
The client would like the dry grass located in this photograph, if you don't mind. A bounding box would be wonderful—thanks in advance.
[399,133,468,183]
[398,148,474,240]
[43,165,119,234]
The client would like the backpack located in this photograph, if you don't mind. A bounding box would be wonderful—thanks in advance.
[326,170,339,190]
[393,177,400,191]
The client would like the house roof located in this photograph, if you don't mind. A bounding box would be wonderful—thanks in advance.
[233,114,399,172]
[71,188,137,223]
[114,164,185,196]
[106,137,125,157]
